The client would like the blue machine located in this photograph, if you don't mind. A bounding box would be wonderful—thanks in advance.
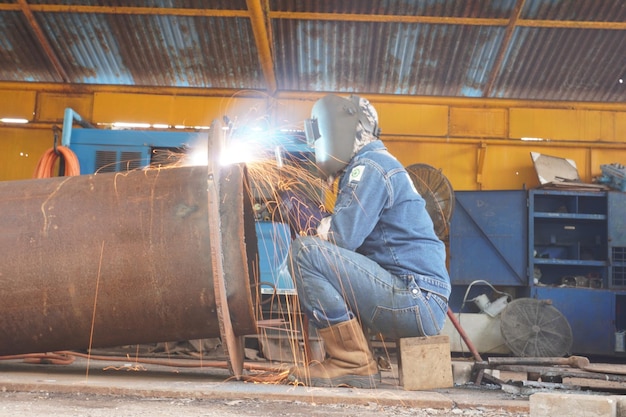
[62,108,309,295]
[61,108,205,174]
[597,163,626,192]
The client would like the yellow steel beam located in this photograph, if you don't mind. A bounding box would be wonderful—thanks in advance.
[1,3,623,30]
[269,11,626,30]
[383,136,626,150]
[0,82,268,99]
[518,19,626,30]
[270,11,508,26]
[0,3,248,17]
[16,0,69,83]
[246,0,277,94]
[484,0,526,97]
[0,90,36,119]
[278,91,626,112]
[2,82,626,112]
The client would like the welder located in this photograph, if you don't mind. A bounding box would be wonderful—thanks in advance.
[288,94,451,388]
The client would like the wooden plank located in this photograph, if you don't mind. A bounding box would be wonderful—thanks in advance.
[398,335,453,390]
[583,364,626,376]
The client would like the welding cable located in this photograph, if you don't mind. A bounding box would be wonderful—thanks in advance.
[33,146,80,178]
[0,352,75,365]
[0,351,290,382]
[0,350,285,373]
[59,351,287,376]
[0,351,289,383]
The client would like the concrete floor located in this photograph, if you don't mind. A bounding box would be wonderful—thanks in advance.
[0,354,530,416]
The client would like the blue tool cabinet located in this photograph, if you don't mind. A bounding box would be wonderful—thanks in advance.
[450,189,626,357]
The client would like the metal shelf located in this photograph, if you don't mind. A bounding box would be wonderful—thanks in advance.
[533,258,607,267]
[533,212,606,220]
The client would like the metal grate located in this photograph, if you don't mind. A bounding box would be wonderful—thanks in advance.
[95,150,143,173]
[611,247,626,288]
[95,150,118,173]
[120,152,142,171]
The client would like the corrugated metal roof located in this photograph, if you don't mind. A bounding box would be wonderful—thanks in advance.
[37,12,263,88]
[273,20,508,96]
[0,0,624,102]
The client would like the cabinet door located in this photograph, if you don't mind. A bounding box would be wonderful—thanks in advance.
[609,191,626,289]
[608,191,626,246]
[450,191,527,285]
[532,287,614,355]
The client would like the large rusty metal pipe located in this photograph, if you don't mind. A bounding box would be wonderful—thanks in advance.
[0,164,258,357]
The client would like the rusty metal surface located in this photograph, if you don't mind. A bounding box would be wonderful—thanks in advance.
[206,120,247,379]
[0,165,257,356]
[219,163,259,336]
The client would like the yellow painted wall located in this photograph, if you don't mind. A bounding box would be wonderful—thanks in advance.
[0,127,52,180]
[1,84,626,190]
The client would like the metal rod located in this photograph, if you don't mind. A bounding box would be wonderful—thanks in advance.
[16,0,70,83]
[446,308,483,363]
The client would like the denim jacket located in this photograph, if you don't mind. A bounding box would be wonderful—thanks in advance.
[328,140,451,300]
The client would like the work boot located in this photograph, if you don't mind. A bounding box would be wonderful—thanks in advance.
[288,318,380,388]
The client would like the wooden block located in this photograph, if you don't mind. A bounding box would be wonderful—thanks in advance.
[398,335,453,391]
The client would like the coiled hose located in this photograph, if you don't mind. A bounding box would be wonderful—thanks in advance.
[33,146,80,178]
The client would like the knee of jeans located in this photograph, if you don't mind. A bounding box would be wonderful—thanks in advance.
[289,236,326,268]
[288,236,318,260]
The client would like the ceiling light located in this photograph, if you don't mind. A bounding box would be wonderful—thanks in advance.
[112,122,151,129]
[1,118,29,124]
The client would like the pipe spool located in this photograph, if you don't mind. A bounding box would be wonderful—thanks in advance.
[0,161,259,378]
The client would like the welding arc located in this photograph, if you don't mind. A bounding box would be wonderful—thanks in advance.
[33,146,80,178]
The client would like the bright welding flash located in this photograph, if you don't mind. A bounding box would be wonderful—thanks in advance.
[219,142,253,166]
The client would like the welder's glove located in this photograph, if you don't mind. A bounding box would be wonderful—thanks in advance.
[316,216,331,241]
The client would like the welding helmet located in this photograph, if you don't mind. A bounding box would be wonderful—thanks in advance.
[304,94,380,180]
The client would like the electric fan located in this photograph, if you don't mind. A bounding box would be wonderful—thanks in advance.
[500,298,573,357]
[405,163,455,241]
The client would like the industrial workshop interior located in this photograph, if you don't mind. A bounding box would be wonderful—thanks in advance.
[0,1,625,416]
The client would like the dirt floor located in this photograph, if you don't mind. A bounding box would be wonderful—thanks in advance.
[0,391,530,417]
[0,350,533,417]
[0,342,622,416]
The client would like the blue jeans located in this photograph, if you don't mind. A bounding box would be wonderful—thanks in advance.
[288,236,449,339]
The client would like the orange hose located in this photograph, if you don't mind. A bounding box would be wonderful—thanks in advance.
[33,146,80,178]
